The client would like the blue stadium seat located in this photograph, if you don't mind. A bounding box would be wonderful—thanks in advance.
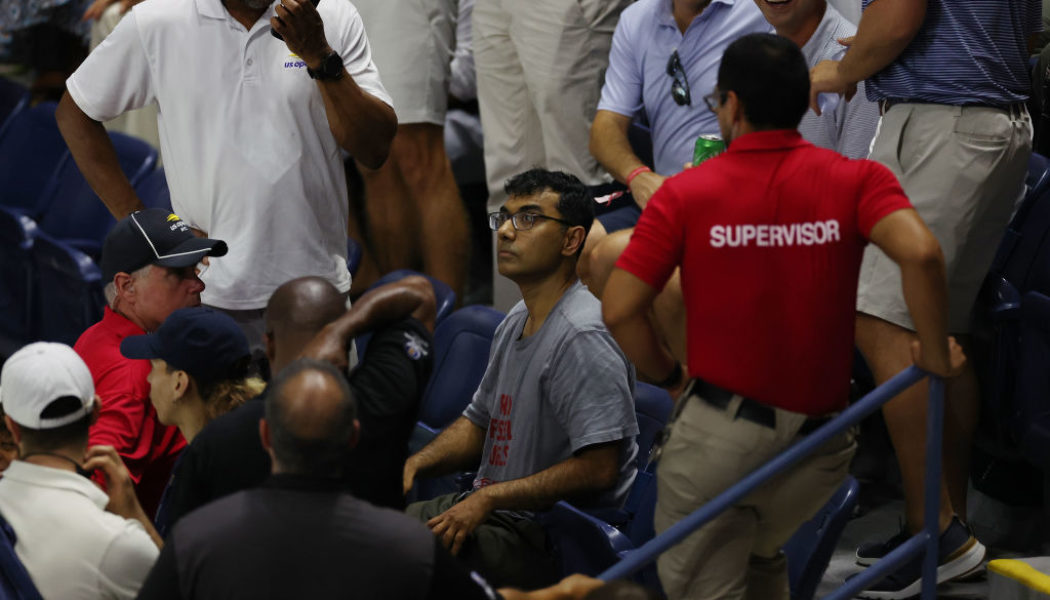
[408,305,504,502]
[0,207,37,357]
[1010,292,1050,471]
[30,231,106,345]
[0,510,44,600]
[0,77,28,132]
[36,133,158,259]
[0,101,66,217]
[633,383,673,470]
[356,269,457,357]
[134,167,172,212]
[783,476,860,600]
[346,237,362,278]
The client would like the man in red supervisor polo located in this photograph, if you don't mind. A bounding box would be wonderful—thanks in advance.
[603,33,964,600]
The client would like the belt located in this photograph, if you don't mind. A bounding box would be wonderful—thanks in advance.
[692,379,830,436]
[878,98,1027,117]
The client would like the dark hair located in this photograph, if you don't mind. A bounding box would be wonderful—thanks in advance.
[18,397,92,453]
[504,168,595,241]
[265,359,356,478]
[717,33,810,130]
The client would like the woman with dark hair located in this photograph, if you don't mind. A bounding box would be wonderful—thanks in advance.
[120,306,264,535]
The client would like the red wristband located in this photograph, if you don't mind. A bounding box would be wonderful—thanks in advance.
[625,166,652,186]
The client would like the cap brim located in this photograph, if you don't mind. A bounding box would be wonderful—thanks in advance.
[120,334,164,361]
[153,237,229,269]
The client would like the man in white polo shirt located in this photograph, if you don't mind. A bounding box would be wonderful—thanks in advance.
[55,0,397,348]
[0,342,161,600]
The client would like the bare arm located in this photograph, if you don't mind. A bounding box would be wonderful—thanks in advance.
[810,0,927,112]
[300,276,437,369]
[55,92,145,219]
[590,110,665,209]
[868,208,962,376]
[403,416,486,494]
[602,268,682,388]
[427,442,623,555]
[498,575,605,600]
[273,0,397,168]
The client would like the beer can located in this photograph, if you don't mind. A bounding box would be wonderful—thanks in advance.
[692,134,725,167]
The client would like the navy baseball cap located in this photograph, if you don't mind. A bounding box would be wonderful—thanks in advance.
[101,209,228,283]
[119,307,249,384]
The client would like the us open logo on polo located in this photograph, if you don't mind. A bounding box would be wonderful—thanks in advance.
[283,54,307,69]
[403,331,430,361]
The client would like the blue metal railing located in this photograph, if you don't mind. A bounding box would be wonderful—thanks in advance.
[599,365,944,600]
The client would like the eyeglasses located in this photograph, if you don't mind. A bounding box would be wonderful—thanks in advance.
[488,211,572,232]
[666,50,691,106]
[702,89,727,113]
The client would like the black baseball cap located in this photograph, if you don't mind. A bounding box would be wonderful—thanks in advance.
[120,307,250,385]
[100,209,228,283]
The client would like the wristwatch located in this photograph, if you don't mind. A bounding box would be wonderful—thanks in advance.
[307,51,343,81]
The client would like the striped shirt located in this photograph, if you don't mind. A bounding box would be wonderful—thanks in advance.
[864,0,1041,106]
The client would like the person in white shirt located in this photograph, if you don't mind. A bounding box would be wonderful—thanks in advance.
[0,342,161,600]
[55,0,397,350]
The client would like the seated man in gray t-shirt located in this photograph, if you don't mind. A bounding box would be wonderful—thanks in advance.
[404,169,639,590]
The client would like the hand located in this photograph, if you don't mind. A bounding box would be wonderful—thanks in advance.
[628,171,666,210]
[809,60,857,116]
[426,491,493,555]
[271,0,332,69]
[299,324,350,371]
[837,36,855,48]
[551,575,605,599]
[83,445,144,520]
[910,336,967,378]
[119,0,142,13]
[402,458,418,496]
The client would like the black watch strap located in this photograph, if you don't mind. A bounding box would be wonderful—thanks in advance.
[307,51,343,81]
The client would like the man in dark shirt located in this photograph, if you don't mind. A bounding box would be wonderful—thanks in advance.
[160,275,436,530]
[136,359,496,600]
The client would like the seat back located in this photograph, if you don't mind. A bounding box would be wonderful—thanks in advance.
[783,475,860,600]
[37,133,158,258]
[1013,292,1050,471]
[0,207,38,355]
[0,78,28,132]
[633,383,673,470]
[134,167,172,212]
[541,501,634,578]
[0,101,65,216]
[30,232,105,345]
[419,305,504,429]
[997,156,1050,294]
[0,510,44,600]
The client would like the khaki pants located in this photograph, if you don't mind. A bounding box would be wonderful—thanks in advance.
[857,102,1032,333]
[655,394,856,600]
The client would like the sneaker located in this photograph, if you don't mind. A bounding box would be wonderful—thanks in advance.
[856,519,910,566]
[855,517,986,599]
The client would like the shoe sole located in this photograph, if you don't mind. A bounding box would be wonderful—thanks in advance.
[856,539,986,600]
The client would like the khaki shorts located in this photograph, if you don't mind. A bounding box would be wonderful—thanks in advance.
[857,102,1031,333]
[355,0,457,125]
[654,393,856,600]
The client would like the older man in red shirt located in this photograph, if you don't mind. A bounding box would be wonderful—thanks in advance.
[74,208,227,515]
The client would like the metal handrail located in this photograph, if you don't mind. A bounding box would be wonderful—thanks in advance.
[599,365,944,600]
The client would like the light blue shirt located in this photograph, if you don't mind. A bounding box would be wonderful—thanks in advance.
[597,0,770,176]
[797,3,879,159]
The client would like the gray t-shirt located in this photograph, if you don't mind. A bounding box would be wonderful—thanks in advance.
[463,281,639,509]
[799,3,880,159]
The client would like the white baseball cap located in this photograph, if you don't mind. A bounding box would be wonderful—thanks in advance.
[0,342,95,429]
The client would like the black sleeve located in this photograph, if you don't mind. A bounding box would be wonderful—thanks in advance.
[160,443,209,534]
[348,318,434,427]
[425,539,502,600]
[135,536,182,600]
